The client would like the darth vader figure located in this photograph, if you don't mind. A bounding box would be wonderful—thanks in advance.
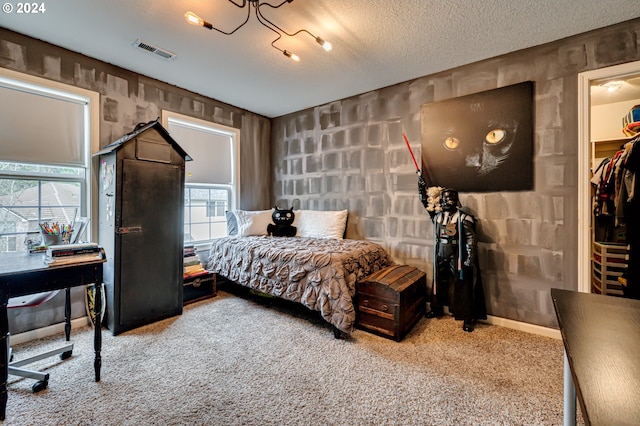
[418,176,487,332]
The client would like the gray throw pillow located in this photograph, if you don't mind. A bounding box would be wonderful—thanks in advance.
[225,211,238,236]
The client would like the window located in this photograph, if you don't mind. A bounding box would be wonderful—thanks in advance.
[162,111,239,244]
[0,165,84,252]
[0,68,99,253]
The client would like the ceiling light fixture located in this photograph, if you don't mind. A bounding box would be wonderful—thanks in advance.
[601,81,623,93]
[184,0,332,62]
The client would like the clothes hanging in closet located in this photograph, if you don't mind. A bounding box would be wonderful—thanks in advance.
[591,147,628,241]
[620,135,640,299]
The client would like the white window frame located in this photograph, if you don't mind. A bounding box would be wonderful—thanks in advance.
[0,68,100,249]
[161,111,240,246]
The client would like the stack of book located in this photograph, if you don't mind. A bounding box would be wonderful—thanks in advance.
[44,242,103,266]
[183,245,206,278]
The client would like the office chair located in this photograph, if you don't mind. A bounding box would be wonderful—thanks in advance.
[7,290,74,393]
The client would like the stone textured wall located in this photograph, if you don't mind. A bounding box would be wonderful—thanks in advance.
[0,28,271,333]
[272,18,640,328]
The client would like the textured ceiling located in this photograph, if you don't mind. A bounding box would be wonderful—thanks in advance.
[1,0,640,117]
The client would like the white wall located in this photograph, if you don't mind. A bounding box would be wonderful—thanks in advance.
[591,100,639,141]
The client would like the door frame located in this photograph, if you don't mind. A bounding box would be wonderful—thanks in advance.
[577,60,640,293]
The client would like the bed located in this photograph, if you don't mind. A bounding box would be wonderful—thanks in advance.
[205,209,392,336]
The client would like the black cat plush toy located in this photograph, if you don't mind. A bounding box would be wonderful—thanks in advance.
[267,206,297,237]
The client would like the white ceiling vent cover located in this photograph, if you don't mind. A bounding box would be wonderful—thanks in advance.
[132,38,176,60]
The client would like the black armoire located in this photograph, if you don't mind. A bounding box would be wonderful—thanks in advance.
[95,119,191,335]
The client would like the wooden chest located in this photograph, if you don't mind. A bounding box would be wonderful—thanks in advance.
[356,265,426,341]
[183,272,216,305]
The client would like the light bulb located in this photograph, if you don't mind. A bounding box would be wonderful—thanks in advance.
[185,11,204,27]
[284,50,300,62]
[316,37,332,52]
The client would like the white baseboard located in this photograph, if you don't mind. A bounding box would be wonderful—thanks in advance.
[431,304,561,340]
[483,315,561,340]
[10,316,90,346]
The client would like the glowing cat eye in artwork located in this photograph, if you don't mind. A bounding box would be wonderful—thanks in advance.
[443,136,460,150]
[485,129,506,144]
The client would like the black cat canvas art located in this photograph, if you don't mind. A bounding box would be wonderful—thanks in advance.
[420,81,534,192]
[267,206,297,237]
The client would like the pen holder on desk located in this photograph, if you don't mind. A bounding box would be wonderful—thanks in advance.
[41,232,63,247]
[40,221,72,246]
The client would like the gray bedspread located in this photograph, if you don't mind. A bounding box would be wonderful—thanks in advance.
[206,236,392,333]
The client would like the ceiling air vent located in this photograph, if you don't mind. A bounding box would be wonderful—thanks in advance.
[132,38,176,60]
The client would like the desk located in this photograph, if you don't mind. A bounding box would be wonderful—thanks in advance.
[0,251,105,421]
[551,288,640,426]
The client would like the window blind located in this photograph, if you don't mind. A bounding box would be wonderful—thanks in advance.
[0,83,86,167]
[167,120,233,185]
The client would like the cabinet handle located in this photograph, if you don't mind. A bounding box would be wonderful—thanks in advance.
[381,304,388,312]
[363,299,369,307]
[116,226,142,234]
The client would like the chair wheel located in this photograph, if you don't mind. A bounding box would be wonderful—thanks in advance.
[32,380,48,393]
[60,350,73,360]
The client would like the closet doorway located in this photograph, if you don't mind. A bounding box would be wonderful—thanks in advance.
[578,60,640,294]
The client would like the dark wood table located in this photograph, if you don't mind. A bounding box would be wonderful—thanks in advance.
[0,251,105,421]
[551,288,640,426]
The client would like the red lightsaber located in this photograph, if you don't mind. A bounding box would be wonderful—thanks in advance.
[402,132,421,175]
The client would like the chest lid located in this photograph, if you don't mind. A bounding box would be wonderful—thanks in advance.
[363,265,425,292]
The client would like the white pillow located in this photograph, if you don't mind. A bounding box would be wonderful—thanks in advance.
[294,209,348,239]
[234,210,273,237]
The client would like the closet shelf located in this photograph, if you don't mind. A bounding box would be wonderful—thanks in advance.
[591,136,633,144]
[592,137,633,165]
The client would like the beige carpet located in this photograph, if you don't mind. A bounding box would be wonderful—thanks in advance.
[5,286,581,425]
